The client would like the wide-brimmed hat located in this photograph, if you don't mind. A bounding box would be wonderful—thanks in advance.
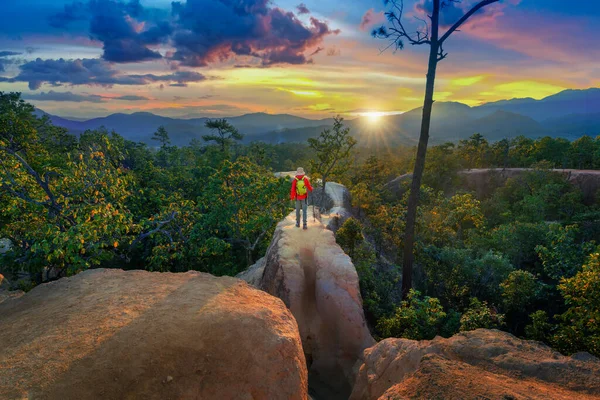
[296,167,305,175]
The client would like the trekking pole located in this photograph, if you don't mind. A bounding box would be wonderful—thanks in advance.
[311,191,315,222]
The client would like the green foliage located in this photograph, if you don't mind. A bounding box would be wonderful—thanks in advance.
[500,270,543,311]
[0,95,134,277]
[152,126,171,148]
[336,218,363,259]
[335,217,400,325]
[198,157,289,271]
[0,93,290,282]
[536,224,596,281]
[568,136,596,169]
[423,142,460,191]
[3,92,600,360]
[422,192,484,244]
[552,253,600,357]
[308,116,356,206]
[202,119,244,155]
[377,290,447,340]
[525,310,553,342]
[419,246,513,309]
[483,222,549,271]
[483,168,586,225]
[458,133,489,169]
[459,298,505,332]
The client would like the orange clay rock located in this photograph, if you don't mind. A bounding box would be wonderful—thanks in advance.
[0,268,308,400]
[350,328,600,400]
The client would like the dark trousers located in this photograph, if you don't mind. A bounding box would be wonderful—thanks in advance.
[295,199,308,225]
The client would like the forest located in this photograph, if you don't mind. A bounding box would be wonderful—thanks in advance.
[1,91,599,358]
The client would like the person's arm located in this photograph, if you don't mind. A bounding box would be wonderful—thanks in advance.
[290,179,297,200]
[305,177,313,192]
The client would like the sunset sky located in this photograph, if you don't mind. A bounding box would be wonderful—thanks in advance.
[0,0,598,119]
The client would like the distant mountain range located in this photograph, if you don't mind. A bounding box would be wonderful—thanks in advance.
[36,88,600,147]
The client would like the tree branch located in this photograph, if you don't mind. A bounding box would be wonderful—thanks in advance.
[439,0,500,44]
[130,211,177,248]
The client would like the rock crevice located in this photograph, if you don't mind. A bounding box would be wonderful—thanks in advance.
[241,213,374,399]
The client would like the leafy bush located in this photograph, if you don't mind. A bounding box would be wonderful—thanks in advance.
[377,289,447,340]
[536,224,597,281]
[525,310,553,342]
[501,270,543,311]
[552,253,600,357]
[336,218,364,259]
[418,246,513,309]
[459,298,505,332]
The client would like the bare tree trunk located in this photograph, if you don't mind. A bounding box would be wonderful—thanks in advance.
[401,0,440,299]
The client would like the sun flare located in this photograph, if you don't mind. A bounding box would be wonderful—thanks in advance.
[361,111,387,124]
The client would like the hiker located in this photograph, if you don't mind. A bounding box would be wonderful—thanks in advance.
[290,167,313,229]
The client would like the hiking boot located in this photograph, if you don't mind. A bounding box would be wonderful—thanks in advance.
[296,222,300,228]
[303,224,308,230]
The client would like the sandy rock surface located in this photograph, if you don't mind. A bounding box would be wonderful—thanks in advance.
[350,329,600,400]
[242,213,374,399]
[0,268,308,400]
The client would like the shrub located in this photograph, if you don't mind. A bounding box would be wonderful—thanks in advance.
[460,298,505,331]
[552,253,600,357]
[525,310,553,342]
[500,270,542,311]
[377,289,447,340]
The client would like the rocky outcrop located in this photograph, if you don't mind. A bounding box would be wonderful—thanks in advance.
[321,182,353,232]
[350,329,600,400]
[0,269,308,400]
[383,173,412,198]
[240,213,374,399]
[459,168,600,204]
[0,238,11,254]
[386,169,600,204]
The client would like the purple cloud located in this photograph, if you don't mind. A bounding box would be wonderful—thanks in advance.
[297,3,310,14]
[0,58,206,89]
[22,90,105,102]
[170,0,339,67]
[50,0,171,63]
[21,91,151,102]
[47,0,338,67]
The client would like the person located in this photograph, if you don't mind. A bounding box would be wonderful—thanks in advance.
[290,167,313,229]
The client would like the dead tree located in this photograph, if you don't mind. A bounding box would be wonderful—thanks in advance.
[373,0,501,298]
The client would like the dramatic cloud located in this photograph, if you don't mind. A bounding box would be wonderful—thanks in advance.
[296,3,310,14]
[49,0,335,67]
[50,0,171,63]
[0,58,206,89]
[170,0,339,67]
[22,90,151,102]
[360,9,385,31]
[0,51,22,73]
